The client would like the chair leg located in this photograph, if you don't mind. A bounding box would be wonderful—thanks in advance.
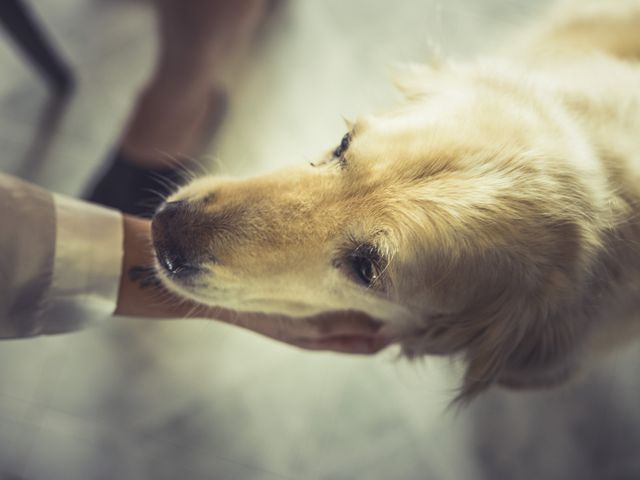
[0,0,75,95]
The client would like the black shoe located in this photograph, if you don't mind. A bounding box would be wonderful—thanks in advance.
[85,150,192,217]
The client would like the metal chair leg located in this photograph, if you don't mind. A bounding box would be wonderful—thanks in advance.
[0,0,75,95]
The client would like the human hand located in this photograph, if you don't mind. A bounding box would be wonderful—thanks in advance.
[206,307,391,355]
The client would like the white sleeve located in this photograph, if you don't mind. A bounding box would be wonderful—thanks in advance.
[0,173,123,338]
[42,193,124,334]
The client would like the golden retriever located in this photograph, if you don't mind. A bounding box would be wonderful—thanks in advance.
[151,0,640,401]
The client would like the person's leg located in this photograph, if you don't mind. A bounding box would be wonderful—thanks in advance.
[88,0,269,215]
[120,0,268,168]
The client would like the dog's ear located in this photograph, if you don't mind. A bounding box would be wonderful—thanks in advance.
[453,301,528,404]
[455,298,580,405]
[496,309,580,390]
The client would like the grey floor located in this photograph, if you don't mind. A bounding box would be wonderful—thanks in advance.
[1,1,640,479]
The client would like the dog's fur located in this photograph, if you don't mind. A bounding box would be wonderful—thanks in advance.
[152,0,640,401]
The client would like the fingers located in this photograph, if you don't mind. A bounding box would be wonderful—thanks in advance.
[286,335,392,355]
[209,308,383,338]
[305,310,383,337]
[205,306,395,354]
[238,310,382,340]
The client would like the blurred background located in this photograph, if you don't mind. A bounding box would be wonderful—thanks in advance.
[1,0,640,478]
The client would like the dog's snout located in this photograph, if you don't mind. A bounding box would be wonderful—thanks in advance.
[156,200,187,218]
[152,201,189,239]
[152,201,201,279]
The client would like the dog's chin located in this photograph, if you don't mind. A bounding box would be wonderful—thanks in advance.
[154,265,346,318]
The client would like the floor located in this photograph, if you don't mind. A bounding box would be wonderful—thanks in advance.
[1,0,640,479]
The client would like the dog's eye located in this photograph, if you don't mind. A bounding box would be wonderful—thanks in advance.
[350,255,379,286]
[347,244,382,287]
[332,133,351,159]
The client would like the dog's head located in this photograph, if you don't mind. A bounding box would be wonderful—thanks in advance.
[152,62,608,400]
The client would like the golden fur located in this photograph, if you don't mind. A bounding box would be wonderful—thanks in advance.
[152,0,640,401]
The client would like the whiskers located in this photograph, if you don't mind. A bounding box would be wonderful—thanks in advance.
[134,151,212,213]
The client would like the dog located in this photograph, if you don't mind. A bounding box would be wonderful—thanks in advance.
[150,0,640,402]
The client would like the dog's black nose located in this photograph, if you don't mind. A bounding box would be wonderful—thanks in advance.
[156,249,200,279]
[152,201,201,279]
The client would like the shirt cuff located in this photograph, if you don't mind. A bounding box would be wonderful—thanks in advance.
[42,194,123,332]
